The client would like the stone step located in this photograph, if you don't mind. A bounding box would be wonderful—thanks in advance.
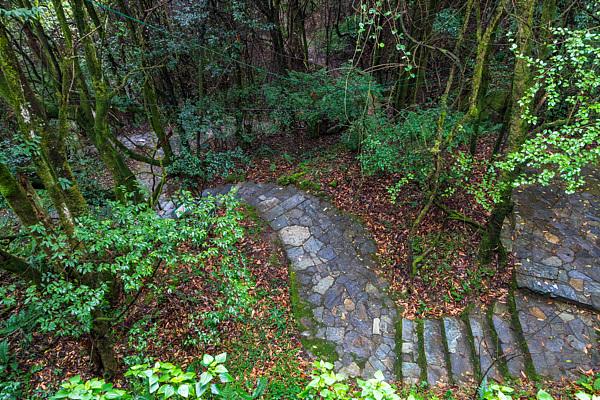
[467,309,502,381]
[423,319,449,385]
[400,319,422,385]
[491,300,526,378]
[515,291,599,380]
[443,317,475,384]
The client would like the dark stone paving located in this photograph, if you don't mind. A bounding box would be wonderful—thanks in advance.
[515,291,599,380]
[203,182,397,379]
[443,317,474,383]
[505,170,600,310]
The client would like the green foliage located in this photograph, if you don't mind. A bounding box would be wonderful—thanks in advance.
[573,373,600,400]
[264,68,383,134]
[500,27,600,193]
[478,380,515,400]
[356,371,401,400]
[357,108,467,182]
[11,191,252,337]
[299,361,351,400]
[0,341,22,400]
[432,8,461,37]
[169,101,249,182]
[51,376,129,400]
[52,354,266,400]
[51,357,595,400]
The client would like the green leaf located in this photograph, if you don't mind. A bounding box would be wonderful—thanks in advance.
[177,384,190,398]
[215,353,227,364]
[215,364,228,374]
[536,389,554,400]
[202,354,214,366]
[575,393,591,400]
[219,372,234,383]
[195,383,208,398]
[199,372,213,386]
[251,378,267,399]
[159,384,175,399]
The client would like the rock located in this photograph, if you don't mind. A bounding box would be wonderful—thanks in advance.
[372,318,381,335]
[314,276,335,295]
[365,283,377,295]
[326,327,344,341]
[279,225,311,246]
[542,256,563,267]
[544,231,560,244]
[569,278,584,291]
[344,298,355,311]
[530,306,546,320]
[340,362,361,377]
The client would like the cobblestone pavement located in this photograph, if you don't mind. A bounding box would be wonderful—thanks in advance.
[147,178,599,386]
[203,182,398,379]
[505,169,600,310]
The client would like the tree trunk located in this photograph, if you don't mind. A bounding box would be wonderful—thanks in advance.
[479,0,536,264]
[0,162,44,227]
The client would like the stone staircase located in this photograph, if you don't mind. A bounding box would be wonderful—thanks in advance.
[400,290,599,386]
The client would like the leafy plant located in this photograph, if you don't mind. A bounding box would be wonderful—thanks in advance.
[299,361,350,400]
[357,370,401,400]
[573,373,600,400]
[478,380,515,400]
[53,354,266,400]
[357,108,468,183]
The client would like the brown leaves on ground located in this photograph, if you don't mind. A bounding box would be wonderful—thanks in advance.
[243,132,513,318]
[4,210,308,395]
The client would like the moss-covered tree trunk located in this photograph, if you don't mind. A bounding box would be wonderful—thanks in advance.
[0,26,79,233]
[67,0,143,202]
[467,0,507,154]
[478,0,536,264]
[0,162,45,227]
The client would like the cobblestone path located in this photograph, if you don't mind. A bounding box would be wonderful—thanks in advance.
[197,181,599,385]
[203,182,398,379]
[505,169,600,310]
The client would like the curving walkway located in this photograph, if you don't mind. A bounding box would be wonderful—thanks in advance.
[203,182,398,379]
[130,170,600,385]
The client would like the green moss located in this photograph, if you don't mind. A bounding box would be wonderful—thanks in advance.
[506,280,537,380]
[300,337,338,362]
[288,270,314,327]
[224,171,247,183]
[289,269,339,362]
[415,319,428,383]
[395,317,403,381]
[460,306,481,381]
[486,303,509,378]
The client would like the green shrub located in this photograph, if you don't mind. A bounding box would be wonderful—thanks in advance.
[356,108,468,182]
[10,191,252,338]
[264,67,383,135]
[51,357,597,400]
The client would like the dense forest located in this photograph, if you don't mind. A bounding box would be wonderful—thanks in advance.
[0,0,598,397]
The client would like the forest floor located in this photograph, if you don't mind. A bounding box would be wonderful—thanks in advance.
[3,206,309,397]
[229,131,513,318]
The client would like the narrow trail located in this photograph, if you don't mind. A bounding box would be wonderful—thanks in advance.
[204,182,398,379]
